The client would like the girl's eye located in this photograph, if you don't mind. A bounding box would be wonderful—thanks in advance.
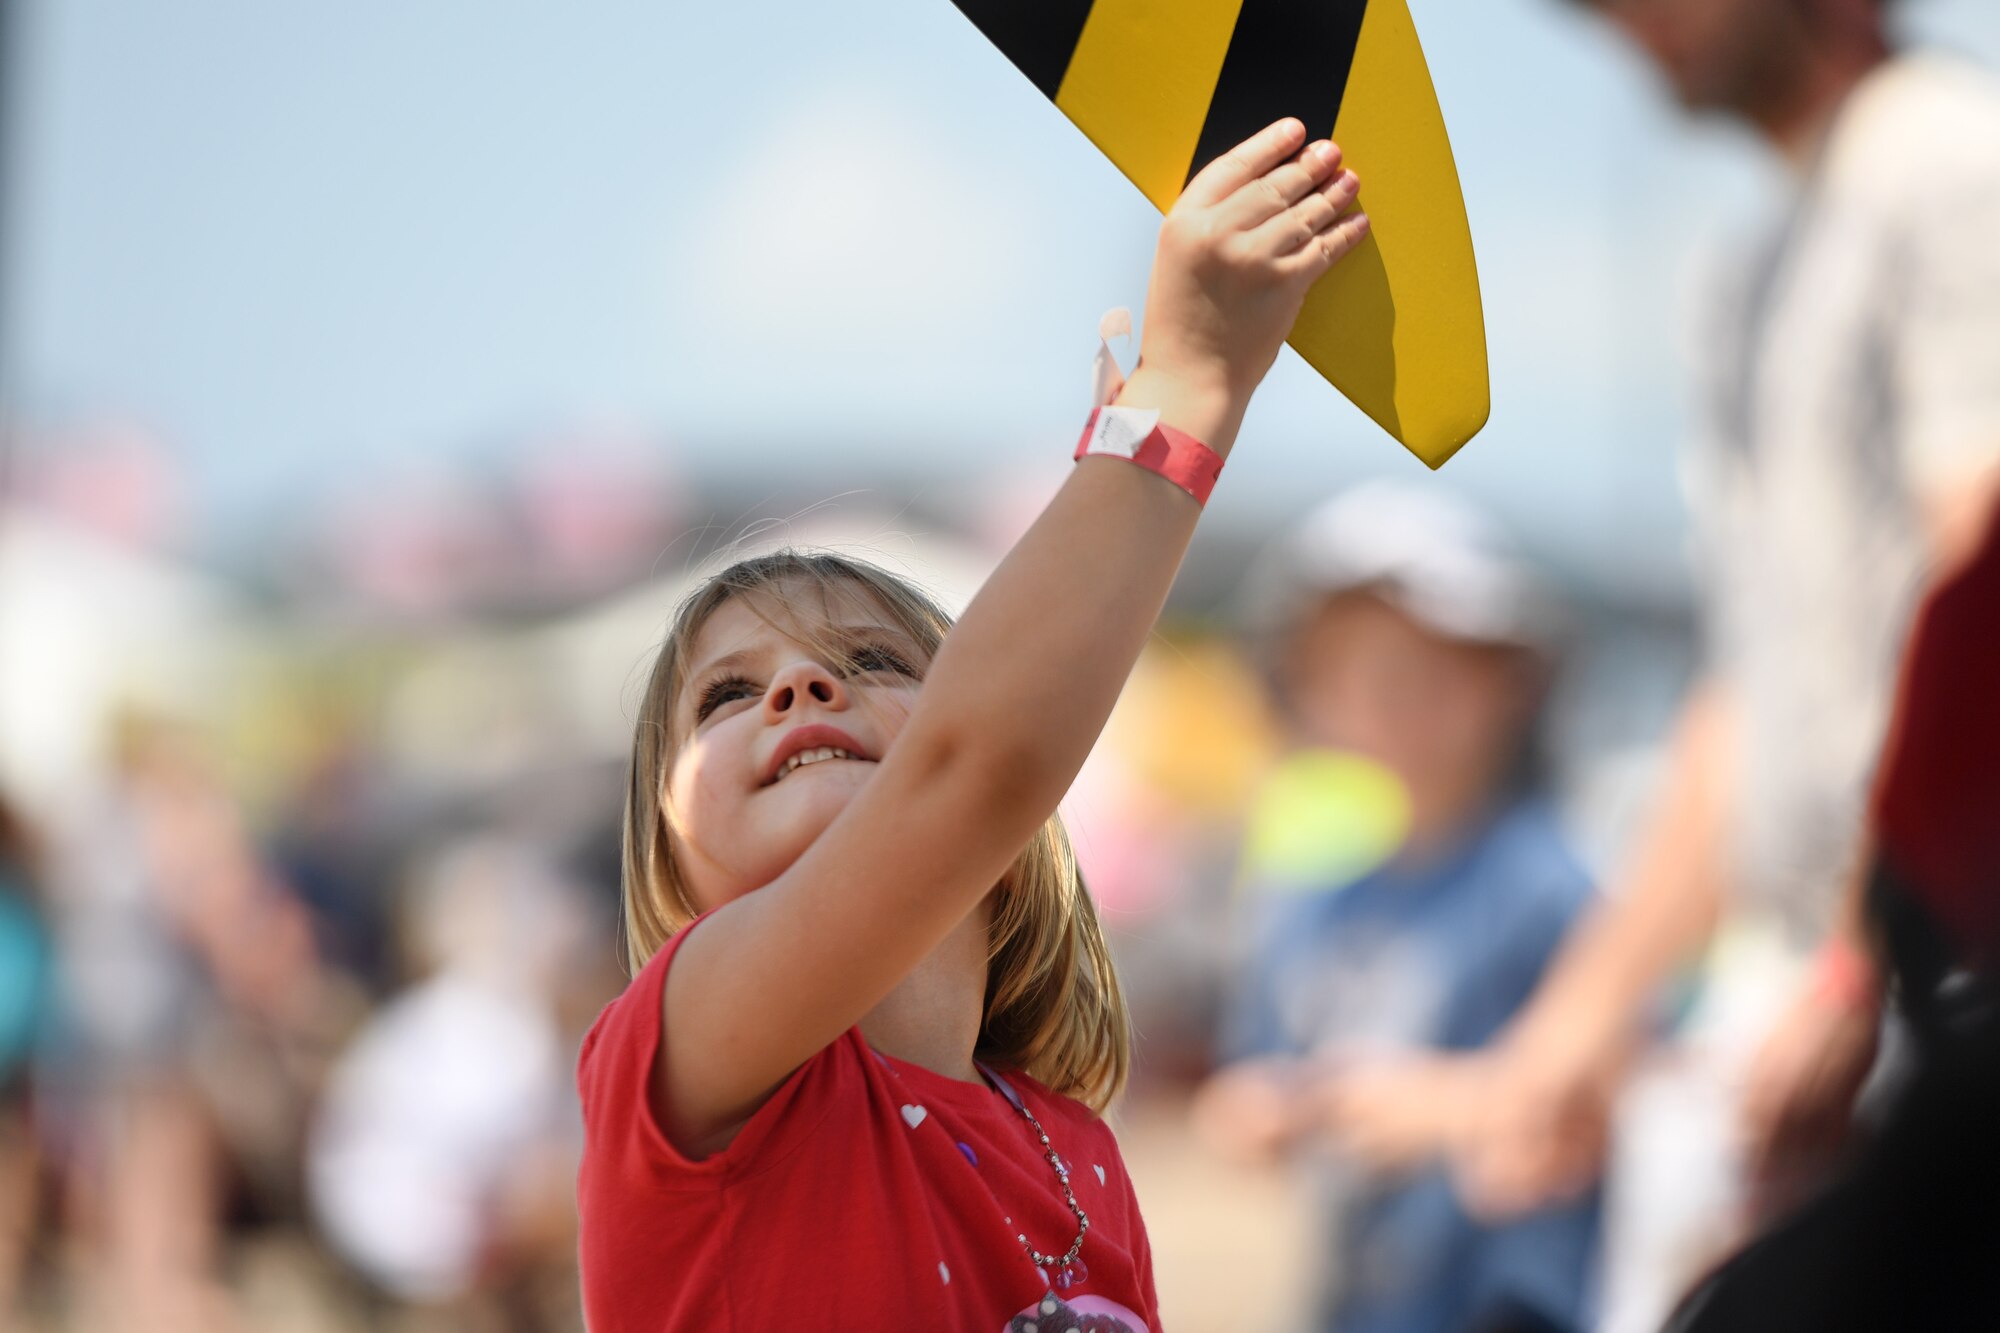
[695,675,758,721]
[845,646,918,678]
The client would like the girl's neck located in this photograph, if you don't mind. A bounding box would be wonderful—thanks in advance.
[859,900,990,1084]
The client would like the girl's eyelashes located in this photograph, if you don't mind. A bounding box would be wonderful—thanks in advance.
[694,673,758,722]
[843,644,921,678]
[690,643,922,723]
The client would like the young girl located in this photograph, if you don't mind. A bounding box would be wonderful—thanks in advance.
[577,116,1371,1331]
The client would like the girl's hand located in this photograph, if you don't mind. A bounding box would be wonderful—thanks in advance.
[1124,118,1368,441]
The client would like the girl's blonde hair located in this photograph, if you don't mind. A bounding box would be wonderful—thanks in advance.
[621,549,1131,1112]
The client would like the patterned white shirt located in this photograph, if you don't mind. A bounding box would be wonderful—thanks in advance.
[1686,54,2000,939]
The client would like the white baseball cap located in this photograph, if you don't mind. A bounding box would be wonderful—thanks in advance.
[1242,480,1561,654]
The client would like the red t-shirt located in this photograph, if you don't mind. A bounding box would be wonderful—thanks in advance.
[576,919,1162,1331]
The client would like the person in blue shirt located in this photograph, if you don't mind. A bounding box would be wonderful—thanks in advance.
[0,794,56,1316]
[1195,483,1600,1333]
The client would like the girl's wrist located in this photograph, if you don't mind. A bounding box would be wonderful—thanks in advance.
[1112,364,1248,460]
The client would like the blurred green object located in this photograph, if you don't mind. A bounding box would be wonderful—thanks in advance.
[1242,748,1410,893]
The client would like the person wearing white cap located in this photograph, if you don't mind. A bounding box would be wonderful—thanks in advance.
[1194,482,1599,1333]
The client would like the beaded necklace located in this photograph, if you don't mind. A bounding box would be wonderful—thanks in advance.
[976,1063,1090,1282]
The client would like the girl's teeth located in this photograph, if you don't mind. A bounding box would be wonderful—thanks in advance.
[779,746,856,779]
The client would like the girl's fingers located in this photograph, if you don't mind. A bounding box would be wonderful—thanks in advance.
[1181,117,1308,209]
[1249,169,1361,258]
[1223,141,1345,229]
[1275,209,1372,283]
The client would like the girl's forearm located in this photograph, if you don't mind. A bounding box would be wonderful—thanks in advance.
[901,369,1246,822]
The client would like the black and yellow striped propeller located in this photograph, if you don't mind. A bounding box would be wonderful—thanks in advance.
[950,0,1487,468]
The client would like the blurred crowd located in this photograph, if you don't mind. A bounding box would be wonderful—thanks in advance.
[0,464,1625,1333]
[6,1,2000,1331]
[0,425,705,1332]
[0,716,623,1333]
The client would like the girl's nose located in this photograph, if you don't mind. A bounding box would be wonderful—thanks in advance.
[763,658,847,717]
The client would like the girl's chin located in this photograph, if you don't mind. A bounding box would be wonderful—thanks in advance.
[763,779,863,840]
[766,758,876,788]
[762,765,873,811]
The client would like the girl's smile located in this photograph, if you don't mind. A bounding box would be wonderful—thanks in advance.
[763,723,875,786]
[666,585,926,910]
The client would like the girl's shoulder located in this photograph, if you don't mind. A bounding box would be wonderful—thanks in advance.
[576,921,689,1082]
[992,1067,1130,1167]
[577,916,869,1180]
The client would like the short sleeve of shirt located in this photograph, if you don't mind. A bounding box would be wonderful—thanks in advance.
[575,936,683,1183]
[1889,71,2000,493]
[574,922,870,1331]
[1896,176,2000,493]
[575,916,837,1191]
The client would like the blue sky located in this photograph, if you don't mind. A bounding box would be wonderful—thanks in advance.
[10,0,1999,587]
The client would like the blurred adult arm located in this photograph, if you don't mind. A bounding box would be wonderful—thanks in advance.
[1457,683,1734,1216]
[1739,465,2000,1202]
[1738,139,2000,1195]
[1737,854,1880,1216]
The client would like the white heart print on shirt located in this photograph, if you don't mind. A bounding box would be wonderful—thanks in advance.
[900,1104,927,1129]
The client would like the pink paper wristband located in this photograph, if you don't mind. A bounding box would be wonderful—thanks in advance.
[1811,936,1881,1013]
[1073,406,1224,507]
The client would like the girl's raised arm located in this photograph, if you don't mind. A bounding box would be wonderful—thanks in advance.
[662,118,1369,1150]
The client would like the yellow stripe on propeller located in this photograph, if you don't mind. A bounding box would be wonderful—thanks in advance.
[950,0,1488,468]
